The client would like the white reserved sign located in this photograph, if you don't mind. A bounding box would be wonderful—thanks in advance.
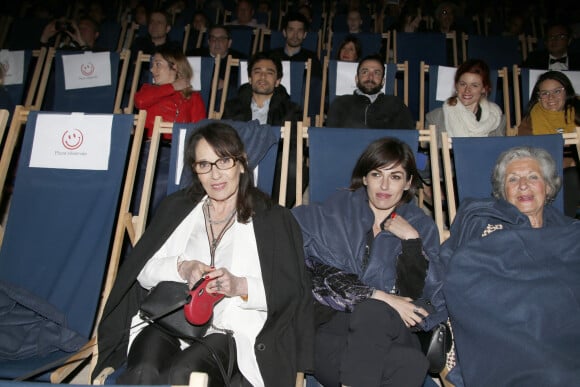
[186,56,202,91]
[62,52,112,90]
[435,65,457,101]
[29,114,113,170]
[335,61,386,96]
[0,49,25,85]
[239,60,292,93]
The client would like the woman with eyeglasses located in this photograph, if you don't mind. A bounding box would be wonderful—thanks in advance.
[93,123,314,387]
[518,70,580,217]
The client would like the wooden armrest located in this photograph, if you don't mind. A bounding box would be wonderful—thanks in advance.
[50,337,96,383]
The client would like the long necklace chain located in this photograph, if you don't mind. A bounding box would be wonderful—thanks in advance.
[203,199,236,266]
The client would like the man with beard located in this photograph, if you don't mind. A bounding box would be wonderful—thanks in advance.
[326,54,415,129]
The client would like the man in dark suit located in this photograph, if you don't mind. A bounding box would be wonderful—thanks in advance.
[523,22,580,70]
[187,24,246,92]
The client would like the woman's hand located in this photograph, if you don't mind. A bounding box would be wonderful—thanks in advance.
[383,214,420,240]
[371,289,428,328]
[206,268,248,298]
[178,259,213,288]
[40,19,60,43]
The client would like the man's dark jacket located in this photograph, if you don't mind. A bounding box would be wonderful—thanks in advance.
[523,50,580,70]
[326,92,415,129]
[222,83,302,125]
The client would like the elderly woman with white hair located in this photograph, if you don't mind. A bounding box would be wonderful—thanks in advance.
[439,146,580,387]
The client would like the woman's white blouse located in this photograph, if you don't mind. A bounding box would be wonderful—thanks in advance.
[133,198,268,387]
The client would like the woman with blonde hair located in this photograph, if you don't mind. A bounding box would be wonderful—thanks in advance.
[135,46,206,136]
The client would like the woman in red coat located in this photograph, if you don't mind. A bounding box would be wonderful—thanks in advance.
[134,47,207,214]
[135,47,206,137]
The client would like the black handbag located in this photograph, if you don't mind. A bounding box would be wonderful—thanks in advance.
[139,281,209,340]
[416,321,452,374]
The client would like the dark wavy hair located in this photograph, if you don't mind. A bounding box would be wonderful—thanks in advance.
[349,137,421,203]
[336,34,362,61]
[448,58,492,106]
[526,70,580,126]
[184,122,267,222]
[247,51,283,80]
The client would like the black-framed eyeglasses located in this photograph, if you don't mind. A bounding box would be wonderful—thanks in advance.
[537,87,565,99]
[193,157,237,174]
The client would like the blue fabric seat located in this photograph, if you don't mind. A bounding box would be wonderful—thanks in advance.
[0,110,144,381]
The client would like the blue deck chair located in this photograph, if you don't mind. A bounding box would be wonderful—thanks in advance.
[6,17,45,50]
[306,127,420,204]
[394,31,452,121]
[96,20,124,52]
[0,49,46,107]
[36,48,130,114]
[167,120,283,196]
[300,125,445,241]
[186,56,219,114]
[441,133,566,224]
[229,26,258,57]
[0,109,146,382]
[462,34,521,70]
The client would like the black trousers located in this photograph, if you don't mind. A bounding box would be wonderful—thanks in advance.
[563,166,580,218]
[314,299,428,387]
[118,324,246,386]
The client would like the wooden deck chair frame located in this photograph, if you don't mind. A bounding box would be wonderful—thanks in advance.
[33,47,130,113]
[393,30,458,67]
[0,106,146,383]
[0,109,9,148]
[419,62,511,134]
[295,123,446,242]
[440,128,580,227]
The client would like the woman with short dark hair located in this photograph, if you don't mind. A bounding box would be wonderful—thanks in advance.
[293,137,445,387]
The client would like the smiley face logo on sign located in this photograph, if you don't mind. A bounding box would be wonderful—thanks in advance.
[62,129,84,150]
[80,62,95,76]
